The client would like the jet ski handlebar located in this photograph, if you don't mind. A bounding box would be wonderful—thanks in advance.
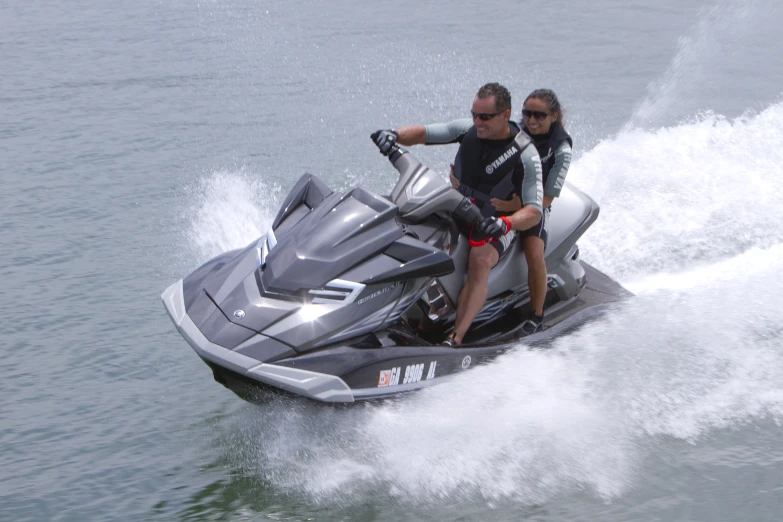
[380,143,490,245]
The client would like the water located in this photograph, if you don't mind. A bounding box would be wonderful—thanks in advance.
[2,0,782,520]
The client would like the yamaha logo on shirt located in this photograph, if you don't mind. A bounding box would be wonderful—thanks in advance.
[484,145,519,175]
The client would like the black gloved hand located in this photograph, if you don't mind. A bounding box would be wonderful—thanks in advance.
[371,129,399,156]
[480,216,511,239]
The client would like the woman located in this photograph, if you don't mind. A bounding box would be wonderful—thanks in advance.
[492,89,573,334]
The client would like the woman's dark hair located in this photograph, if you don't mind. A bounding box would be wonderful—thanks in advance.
[525,89,564,124]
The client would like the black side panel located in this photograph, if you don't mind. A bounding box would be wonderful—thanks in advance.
[361,235,455,284]
[385,234,442,262]
[364,252,454,284]
[272,173,333,231]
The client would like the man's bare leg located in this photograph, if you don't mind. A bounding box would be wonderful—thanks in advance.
[451,244,499,344]
[524,235,547,317]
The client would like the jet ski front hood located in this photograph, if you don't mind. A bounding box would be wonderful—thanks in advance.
[177,186,423,357]
[176,243,297,361]
[261,188,404,292]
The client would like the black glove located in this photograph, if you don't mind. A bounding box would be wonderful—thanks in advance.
[371,129,399,156]
[480,216,511,239]
[457,184,474,197]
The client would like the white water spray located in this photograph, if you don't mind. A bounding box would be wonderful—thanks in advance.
[572,103,783,281]
[183,168,282,264]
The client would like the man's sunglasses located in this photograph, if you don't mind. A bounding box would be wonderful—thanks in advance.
[471,111,502,122]
[522,109,550,120]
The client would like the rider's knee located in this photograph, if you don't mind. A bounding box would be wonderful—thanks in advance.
[524,239,546,266]
[526,248,545,267]
[469,247,496,272]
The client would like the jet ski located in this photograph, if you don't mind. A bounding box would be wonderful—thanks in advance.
[161,142,630,403]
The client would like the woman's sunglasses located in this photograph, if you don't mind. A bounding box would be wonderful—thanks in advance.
[471,111,502,122]
[522,109,550,120]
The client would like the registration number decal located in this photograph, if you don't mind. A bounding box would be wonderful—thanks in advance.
[378,361,437,387]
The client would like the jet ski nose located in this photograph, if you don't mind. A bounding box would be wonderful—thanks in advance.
[162,279,296,364]
[189,289,297,362]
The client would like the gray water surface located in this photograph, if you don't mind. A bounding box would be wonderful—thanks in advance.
[2,0,783,520]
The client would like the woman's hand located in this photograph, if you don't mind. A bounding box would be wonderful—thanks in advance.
[449,164,460,189]
[491,194,522,212]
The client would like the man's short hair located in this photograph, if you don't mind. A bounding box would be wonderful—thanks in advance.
[476,83,512,113]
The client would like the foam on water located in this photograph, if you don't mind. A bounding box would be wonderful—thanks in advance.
[183,101,783,504]
[571,102,783,281]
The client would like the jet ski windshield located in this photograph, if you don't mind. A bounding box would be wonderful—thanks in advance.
[258,187,403,295]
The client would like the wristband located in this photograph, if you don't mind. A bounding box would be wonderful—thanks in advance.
[500,216,512,235]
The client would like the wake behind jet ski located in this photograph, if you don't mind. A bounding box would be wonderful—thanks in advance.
[161,142,630,403]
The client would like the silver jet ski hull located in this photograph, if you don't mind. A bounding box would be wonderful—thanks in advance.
[162,262,628,403]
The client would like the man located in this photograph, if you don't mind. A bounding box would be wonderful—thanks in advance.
[372,83,543,345]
